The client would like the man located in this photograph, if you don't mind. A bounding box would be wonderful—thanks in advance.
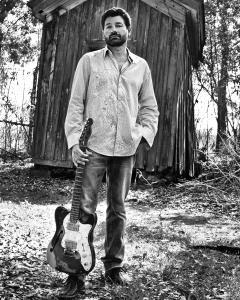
[60,6,159,298]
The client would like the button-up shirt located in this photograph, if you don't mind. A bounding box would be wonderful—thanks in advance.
[65,47,159,156]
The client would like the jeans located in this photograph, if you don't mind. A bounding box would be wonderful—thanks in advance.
[80,150,135,271]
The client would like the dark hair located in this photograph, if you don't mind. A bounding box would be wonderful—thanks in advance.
[101,7,131,29]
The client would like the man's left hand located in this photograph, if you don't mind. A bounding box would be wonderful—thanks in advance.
[140,137,150,151]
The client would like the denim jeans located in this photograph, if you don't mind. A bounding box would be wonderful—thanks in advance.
[80,150,135,271]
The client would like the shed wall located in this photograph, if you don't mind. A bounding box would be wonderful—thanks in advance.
[33,0,195,175]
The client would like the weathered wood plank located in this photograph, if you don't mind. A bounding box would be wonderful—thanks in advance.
[127,0,139,45]
[135,1,150,169]
[51,10,79,163]
[63,0,91,161]
[117,0,128,10]
[89,0,103,40]
[167,22,184,168]
[104,0,118,10]
[40,15,59,158]
[32,23,47,159]
[34,23,52,159]
[63,0,88,11]
[52,8,80,162]
[78,1,92,58]
[44,11,70,161]
[33,157,73,168]
[141,0,186,24]
[157,18,172,172]
[154,14,170,168]
[29,0,87,20]
[178,45,187,175]
[184,53,194,176]
[145,8,162,171]
[85,0,94,40]
[145,8,160,79]
[160,22,180,171]
[136,1,150,58]
[174,27,186,175]
[37,21,56,158]
[177,0,199,11]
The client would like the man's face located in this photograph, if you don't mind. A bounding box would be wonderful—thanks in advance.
[103,16,130,47]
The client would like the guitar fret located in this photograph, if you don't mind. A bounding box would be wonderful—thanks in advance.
[73,191,82,194]
[74,181,83,185]
[73,187,82,190]
[74,185,82,189]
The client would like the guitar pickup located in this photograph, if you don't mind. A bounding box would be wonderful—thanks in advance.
[67,222,80,231]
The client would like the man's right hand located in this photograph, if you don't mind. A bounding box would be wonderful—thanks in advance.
[72,144,92,167]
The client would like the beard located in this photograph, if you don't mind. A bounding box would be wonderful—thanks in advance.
[105,32,128,47]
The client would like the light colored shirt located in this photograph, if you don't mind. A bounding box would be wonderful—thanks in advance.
[65,47,159,156]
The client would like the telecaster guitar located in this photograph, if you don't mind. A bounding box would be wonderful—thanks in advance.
[47,118,97,274]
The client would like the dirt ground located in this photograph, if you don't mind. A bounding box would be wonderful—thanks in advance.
[1,161,240,299]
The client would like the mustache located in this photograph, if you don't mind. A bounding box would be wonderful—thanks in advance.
[109,32,121,39]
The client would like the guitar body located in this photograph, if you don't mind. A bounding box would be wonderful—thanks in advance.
[47,206,97,275]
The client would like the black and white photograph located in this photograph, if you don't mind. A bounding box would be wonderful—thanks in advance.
[0,0,240,299]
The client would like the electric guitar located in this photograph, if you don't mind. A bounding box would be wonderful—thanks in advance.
[47,118,97,275]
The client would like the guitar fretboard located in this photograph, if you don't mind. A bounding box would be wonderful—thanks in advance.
[69,118,93,224]
[70,164,84,223]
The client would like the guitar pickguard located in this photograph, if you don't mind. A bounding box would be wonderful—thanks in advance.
[61,215,93,272]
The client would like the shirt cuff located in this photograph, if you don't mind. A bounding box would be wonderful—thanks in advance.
[142,127,154,148]
[67,133,81,149]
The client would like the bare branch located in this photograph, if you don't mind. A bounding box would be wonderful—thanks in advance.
[0,119,32,127]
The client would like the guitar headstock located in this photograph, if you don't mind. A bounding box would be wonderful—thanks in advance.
[79,118,93,152]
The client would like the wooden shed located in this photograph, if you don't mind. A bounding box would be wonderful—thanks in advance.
[28,0,205,177]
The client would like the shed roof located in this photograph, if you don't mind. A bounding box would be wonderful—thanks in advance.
[27,0,205,66]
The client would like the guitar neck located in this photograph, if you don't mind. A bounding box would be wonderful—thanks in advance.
[69,117,93,223]
[70,164,85,223]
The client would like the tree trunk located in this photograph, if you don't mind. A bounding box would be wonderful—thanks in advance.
[28,62,38,154]
[216,9,229,151]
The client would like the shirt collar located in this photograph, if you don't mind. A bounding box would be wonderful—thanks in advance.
[103,46,138,64]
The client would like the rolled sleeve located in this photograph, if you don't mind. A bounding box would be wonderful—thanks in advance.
[138,66,159,147]
[64,54,90,149]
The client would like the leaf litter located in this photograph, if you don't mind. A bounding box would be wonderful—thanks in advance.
[1,161,240,299]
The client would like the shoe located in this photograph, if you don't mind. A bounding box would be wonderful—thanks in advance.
[105,267,131,285]
[57,274,85,299]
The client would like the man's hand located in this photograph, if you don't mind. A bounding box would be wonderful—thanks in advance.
[140,137,150,151]
[72,144,92,167]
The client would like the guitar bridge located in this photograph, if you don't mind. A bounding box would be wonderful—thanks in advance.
[65,239,78,253]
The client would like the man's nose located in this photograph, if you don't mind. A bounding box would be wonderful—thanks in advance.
[110,26,118,33]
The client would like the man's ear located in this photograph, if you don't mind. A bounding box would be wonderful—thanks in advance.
[128,27,132,37]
